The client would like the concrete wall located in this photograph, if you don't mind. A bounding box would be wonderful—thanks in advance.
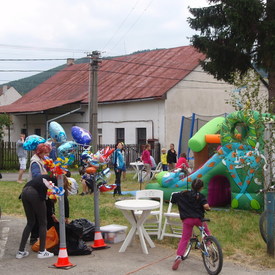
[0,86,21,106]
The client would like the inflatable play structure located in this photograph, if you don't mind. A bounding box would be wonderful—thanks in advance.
[146,110,268,210]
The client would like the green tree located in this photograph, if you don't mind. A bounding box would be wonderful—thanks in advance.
[188,0,275,113]
[0,113,12,140]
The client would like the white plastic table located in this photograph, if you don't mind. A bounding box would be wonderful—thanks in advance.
[130,162,144,189]
[115,199,160,254]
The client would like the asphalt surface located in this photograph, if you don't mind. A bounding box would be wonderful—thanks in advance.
[1,173,275,274]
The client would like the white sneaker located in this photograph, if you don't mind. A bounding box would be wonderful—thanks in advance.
[16,250,29,259]
[37,250,54,259]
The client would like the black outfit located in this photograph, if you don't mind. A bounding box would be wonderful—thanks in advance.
[19,175,57,252]
[171,191,207,220]
[46,194,70,229]
[167,149,177,164]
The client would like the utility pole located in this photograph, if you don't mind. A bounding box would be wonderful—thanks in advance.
[88,51,101,153]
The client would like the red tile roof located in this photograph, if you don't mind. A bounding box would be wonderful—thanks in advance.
[0,46,205,113]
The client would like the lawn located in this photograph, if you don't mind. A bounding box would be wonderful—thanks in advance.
[0,171,274,269]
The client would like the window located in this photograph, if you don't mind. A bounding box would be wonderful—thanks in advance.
[137,128,146,150]
[34,128,41,136]
[116,128,125,144]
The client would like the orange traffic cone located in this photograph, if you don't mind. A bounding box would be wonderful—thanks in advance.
[53,247,76,269]
[91,231,108,249]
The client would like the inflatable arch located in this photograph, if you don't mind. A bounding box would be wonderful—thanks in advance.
[146,110,266,210]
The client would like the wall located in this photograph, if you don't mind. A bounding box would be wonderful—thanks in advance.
[4,100,166,147]
[165,65,235,151]
[0,87,21,106]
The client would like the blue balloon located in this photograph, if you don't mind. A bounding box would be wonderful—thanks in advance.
[23,135,46,151]
[49,121,67,143]
[71,126,92,145]
[57,141,78,157]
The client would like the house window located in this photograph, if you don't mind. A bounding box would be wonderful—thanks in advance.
[137,128,146,151]
[34,128,41,136]
[116,128,125,144]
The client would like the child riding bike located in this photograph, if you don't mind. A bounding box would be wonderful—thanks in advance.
[171,178,211,271]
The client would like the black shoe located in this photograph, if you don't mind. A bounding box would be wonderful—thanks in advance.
[80,192,86,196]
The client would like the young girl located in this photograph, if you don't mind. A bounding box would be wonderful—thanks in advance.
[171,179,211,270]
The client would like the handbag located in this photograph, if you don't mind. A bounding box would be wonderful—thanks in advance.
[32,226,59,252]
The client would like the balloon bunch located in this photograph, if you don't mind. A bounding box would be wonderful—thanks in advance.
[82,147,115,192]
[81,146,115,172]
[43,178,65,200]
[44,156,70,176]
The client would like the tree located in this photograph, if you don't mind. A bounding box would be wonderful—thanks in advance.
[0,113,12,140]
[188,0,275,113]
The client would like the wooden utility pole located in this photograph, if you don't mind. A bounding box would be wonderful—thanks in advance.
[88,51,101,153]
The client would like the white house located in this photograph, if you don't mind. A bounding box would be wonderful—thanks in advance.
[0,46,268,155]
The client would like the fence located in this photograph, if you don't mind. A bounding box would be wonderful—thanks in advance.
[0,141,161,170]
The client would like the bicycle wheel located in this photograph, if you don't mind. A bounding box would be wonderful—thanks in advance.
[182,241,192,260]
[202,236,223,275]
[259,211,267,243]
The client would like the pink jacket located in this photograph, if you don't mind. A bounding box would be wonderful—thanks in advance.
[141,150,152,166]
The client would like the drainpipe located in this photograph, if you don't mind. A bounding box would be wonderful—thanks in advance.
[46,107,81,138]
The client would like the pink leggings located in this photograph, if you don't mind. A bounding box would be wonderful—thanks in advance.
[177,218,211,256]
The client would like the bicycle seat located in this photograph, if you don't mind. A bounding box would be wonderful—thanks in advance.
[201,218,210,222]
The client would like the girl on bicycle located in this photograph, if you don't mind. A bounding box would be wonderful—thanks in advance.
[171,178,211,271]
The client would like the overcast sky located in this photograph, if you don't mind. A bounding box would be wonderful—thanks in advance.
[0,0,209,84]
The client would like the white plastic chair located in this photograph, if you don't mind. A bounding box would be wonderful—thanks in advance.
[135,189,163,239]
[160,192,182,240]
[150,162,163,180]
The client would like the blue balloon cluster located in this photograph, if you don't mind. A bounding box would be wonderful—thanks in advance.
[49,121,67,143]
[23,135,46,151]
[71,126,92,145]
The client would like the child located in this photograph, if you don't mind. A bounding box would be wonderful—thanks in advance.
[161,148,168,171]
[171,179,211,270]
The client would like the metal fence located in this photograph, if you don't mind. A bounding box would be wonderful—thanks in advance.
[0,141,161,170]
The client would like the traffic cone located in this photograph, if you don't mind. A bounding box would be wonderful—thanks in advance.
[91,231,108,249]
[53,247,75,269]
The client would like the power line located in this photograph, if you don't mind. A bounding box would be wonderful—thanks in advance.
[0,58,67,61]
[109,0,155,53]
[0,44,89,53]
[102,0,142,51]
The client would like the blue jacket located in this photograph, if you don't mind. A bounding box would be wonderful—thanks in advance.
[113,149,124,170]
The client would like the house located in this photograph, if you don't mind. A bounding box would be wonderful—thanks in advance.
[0,45,266,154]
[0,85,21,106]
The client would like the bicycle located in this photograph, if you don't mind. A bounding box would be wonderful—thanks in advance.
[258,184,275,243]
[182,218,223,275]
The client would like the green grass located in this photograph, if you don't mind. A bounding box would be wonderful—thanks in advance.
[0,172,274,269]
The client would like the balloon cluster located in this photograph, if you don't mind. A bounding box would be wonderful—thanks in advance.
[43,178,65,200]
[81,146,115,192]
[44,156,70,176]
[80,146,115,172]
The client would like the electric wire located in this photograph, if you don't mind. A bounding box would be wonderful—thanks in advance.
[102,0,142,51]
[109,0,155,53]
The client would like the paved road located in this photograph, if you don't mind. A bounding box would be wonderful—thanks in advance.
[0,215,275,275]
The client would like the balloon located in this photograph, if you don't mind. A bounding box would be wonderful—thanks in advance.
[57,141,78,157]
[23,135,46,151]
[86,166,97,174]
[49,121,67,143]
[71,126,92,145]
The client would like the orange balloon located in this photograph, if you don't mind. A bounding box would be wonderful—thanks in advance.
[86,166,97,174]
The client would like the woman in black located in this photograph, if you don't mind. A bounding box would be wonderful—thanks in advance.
[16,175,56,259]
[167,143,177,170]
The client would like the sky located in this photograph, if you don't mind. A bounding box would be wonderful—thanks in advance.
[0,0,209,84]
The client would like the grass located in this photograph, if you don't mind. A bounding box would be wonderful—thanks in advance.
[0,171,274,269]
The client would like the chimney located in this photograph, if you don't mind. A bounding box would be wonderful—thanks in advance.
[67,58,75,66]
